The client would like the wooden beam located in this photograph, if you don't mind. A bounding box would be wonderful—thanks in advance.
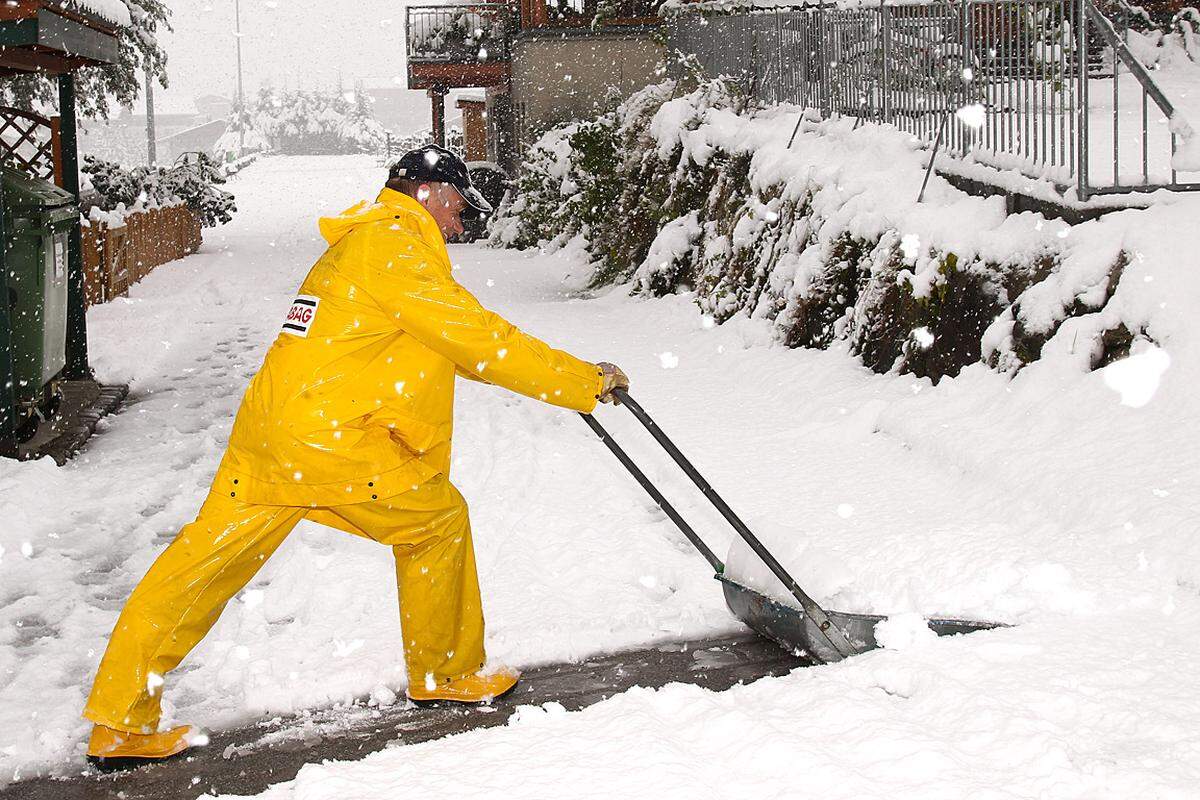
[429,89,446,148]
[37,9,118,63]
[407,61,511,90]
[0,1,42,22]
[0,1,120,36]
[0,44,86,74]
[0,7,119,72]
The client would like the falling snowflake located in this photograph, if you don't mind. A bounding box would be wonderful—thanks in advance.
[911,327,935,350]
[955,104,986,129]
[659,352,679,369]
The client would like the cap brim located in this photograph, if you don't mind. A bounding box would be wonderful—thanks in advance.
[454,183,493,216]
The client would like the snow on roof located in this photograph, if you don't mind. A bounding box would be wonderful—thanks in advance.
[65,0,133,28]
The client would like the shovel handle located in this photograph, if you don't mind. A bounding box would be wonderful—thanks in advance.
[579,412,724,574]
[609,388,859,659]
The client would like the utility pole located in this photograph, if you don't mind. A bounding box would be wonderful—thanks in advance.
[145,70,157,166]
[235,0,245,156]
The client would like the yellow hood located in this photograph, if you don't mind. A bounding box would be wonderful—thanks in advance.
[318,190,439,248]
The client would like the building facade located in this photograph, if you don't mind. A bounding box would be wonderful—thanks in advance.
[406,0,665,174]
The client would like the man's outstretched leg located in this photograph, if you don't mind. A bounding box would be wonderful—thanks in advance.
[83,489,306,770]
[323,475,516,702]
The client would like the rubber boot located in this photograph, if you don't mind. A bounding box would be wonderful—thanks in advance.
[86,723,196,772]
[406,666,520,704]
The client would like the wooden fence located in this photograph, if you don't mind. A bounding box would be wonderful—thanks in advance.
[82,204,202,307]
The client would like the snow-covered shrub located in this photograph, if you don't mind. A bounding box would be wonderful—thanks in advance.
[1105,1,1200,65]
[496,75,1170,382]
[488,111,626,252]
[383,125,467,165]
[492,76,741,290]
[83,153,236,228]
[240,87,386,156]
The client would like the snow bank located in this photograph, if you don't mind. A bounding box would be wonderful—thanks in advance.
[725,193,1200,626]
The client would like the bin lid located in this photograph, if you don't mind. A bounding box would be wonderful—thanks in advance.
[1,165,76,212]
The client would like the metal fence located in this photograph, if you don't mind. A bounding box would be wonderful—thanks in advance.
[406,4,512,63]
[666,0,1199,199]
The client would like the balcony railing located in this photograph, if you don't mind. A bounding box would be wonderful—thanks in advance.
[538,0,666,26]
[406,4,512,64]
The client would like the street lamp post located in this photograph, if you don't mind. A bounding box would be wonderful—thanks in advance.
[235,0,245,156]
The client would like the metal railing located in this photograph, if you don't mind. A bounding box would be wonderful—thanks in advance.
[666,0,1199,199]
[406,4,512,63]
[540,0,667,24]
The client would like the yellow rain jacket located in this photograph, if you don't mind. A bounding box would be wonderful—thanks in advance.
[216,188,604,506]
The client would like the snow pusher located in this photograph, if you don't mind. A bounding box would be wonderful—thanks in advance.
[582,389,1001,663]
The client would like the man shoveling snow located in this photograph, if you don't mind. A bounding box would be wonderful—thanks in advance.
[80,145,631,771]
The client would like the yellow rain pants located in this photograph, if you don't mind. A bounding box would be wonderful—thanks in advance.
[83,475,483,734]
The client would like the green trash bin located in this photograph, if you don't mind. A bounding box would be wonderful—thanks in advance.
[2,166,76,441]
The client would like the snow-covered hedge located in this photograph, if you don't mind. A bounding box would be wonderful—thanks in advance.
[493,77,1152,382]
[83,153,236,228]
[238,87,386,156]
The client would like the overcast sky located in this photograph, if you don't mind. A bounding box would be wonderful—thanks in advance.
[156,1,436,128]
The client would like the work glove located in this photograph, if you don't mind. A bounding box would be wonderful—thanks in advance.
[597,362,630,405]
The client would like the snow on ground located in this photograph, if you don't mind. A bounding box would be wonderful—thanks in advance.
[3,153,1200,796]
[209,188,1200,796]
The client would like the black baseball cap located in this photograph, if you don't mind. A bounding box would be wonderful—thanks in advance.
[388,144,493,217]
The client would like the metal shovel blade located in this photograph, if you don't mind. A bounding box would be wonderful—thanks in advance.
[718,576,1003,664]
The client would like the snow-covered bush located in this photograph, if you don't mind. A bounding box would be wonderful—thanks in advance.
[1107,1,1200,65]
[491,76,739,285]
[494,75,1152,381]
[239,87,386,156]
[386,126,467,164]
[83,153,236,228]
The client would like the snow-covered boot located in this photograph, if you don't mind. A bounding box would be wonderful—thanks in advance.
[406,666,520,704]
[86,723,196,772]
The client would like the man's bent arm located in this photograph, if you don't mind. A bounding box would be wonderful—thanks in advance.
[364,245,603,413]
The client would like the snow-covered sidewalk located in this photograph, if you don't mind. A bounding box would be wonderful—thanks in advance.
[2,154,1198,797]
